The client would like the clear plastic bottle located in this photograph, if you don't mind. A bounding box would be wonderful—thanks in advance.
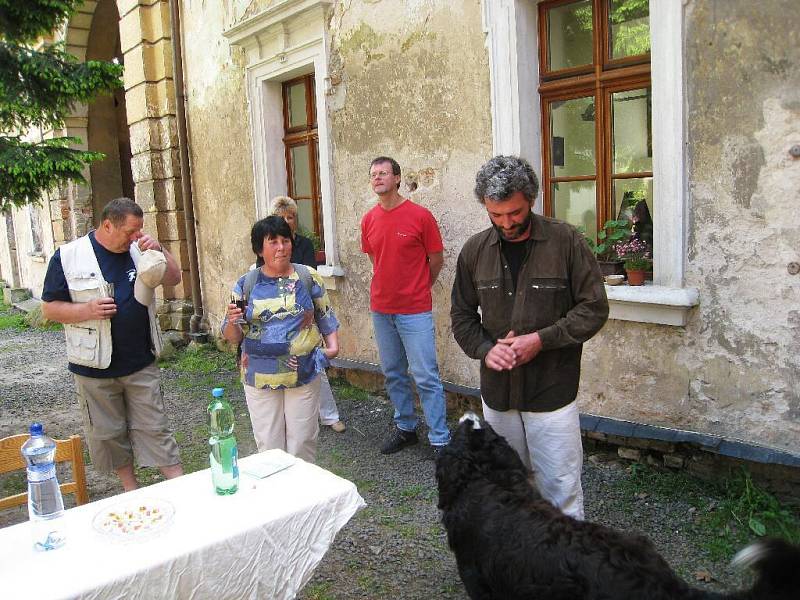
[208,388,239,495]
[20,423,66,551]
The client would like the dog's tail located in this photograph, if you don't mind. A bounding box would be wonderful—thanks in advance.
[728,537,800,600]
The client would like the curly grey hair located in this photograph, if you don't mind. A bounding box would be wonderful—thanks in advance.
[474,155,539,204]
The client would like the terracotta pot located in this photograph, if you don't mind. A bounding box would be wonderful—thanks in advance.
[314,250,326,265]
[598,260,625,277]
[626,269,646,286]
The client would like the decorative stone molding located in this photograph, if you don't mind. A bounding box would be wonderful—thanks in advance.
[224,0,343,283]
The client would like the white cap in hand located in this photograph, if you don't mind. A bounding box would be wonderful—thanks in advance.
[134,249,167,305]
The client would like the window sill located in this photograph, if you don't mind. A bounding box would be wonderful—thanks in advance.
[28,252,46,263]
[605,283,699,326]
[317,265,345,290]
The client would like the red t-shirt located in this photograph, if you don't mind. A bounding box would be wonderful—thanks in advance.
[361,199,444,313]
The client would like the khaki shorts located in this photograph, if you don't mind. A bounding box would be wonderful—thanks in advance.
[74,363,181,472]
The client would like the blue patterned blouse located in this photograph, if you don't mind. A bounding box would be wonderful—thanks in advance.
[223,267,339,389]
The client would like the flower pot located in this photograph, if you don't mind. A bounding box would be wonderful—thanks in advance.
[598,260,625,277]
[626,269,646,286]
[314,250,326,265]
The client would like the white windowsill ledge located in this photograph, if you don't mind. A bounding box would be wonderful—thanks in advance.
[317,265,345,291]
[605,284,699,326]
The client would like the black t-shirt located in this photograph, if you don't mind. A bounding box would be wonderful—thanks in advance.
[500,237,532,291]
[42,232,154,378]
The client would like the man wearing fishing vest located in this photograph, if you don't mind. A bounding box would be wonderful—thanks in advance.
[41,197,183,491]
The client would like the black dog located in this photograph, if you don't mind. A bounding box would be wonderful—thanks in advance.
[435,412,800,600]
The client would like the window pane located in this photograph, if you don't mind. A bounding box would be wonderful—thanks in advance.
[287,82,307,128]
[553,180,597,240]
[612,88,652,173]
[290,145,312,197]
[296,198,315,237]
[547,0,593,71]
[612,177,653,248]
[551,96,596,178]
[609,0,650,59]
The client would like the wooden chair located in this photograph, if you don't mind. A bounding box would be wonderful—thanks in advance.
[0,434,89,510]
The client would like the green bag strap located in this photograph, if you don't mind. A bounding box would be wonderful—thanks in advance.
[242,267,261,300]
[292,263,314,297]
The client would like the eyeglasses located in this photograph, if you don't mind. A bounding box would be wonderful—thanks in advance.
[369,170,392,180]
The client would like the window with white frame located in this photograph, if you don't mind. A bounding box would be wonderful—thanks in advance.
[482,0,697,325]
[224,0,342,276]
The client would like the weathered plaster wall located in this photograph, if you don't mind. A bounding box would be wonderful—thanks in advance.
[178,0,256,326]
[326,0,492,387]
[6,205,55,298]
[177,0,797,456]
[581,0,800,454]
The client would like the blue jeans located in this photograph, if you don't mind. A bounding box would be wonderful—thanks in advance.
[371,311,450,446]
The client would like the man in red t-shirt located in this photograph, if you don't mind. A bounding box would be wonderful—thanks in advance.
[361,156,451,457]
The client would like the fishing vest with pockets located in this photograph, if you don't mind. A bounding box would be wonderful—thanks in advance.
[60,235,163,369]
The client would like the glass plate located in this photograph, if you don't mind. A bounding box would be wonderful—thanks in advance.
[92,498,175,542]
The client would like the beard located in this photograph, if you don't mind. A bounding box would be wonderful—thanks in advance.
[493,211,532,241]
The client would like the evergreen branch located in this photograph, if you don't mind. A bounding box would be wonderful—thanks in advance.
[0,41,123,132]
[0,0,80,43]
[0,135,104,211]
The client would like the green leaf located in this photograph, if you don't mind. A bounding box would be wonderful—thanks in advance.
[749,517,766,536]
[0,0,81,43]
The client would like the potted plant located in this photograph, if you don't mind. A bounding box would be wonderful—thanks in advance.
[581,220,631,276]
[614,238,651,286]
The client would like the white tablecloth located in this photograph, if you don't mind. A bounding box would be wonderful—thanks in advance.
[0,450,365,600]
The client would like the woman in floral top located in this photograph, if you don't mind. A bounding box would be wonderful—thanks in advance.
[222,216,339,462]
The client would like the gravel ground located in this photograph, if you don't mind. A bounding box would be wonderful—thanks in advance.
[0,321,753,598]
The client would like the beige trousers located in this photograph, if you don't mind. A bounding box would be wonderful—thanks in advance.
[73,364,180,472]
[243,376,321,463]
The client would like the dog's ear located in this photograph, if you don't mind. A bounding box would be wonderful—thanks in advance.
[436,419,479,509]
[436,449,474,509]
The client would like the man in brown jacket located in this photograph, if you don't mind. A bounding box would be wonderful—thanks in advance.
[450,155,608,518]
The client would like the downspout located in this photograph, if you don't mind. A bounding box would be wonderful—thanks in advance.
[168,0,203,334]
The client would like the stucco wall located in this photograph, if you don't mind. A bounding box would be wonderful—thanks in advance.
[326,0,492,388]
[580,0,800,454]
[175,0,798,456]
[179,0,256,327]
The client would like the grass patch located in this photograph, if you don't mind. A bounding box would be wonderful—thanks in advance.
[0,304,61,331]
[622,462,800,560]
[1,472,27,496]
[702,470,800,559]
[399,483,426,500]
[159,344,236,374]
[329,377,369,402]
[303,582,335,600]
[0,309,28,331]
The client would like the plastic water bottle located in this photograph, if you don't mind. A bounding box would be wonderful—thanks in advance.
[208,388,239,495]
[20,423,66,551]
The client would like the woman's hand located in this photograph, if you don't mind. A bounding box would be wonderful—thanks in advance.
[222,302,244,344]
[226,302,244,323]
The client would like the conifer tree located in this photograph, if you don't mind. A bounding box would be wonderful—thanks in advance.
[0,0,123,212]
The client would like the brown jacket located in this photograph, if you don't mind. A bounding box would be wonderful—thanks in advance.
[450,214,608,412]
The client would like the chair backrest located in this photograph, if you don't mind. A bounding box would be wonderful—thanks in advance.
[0,433,89,511]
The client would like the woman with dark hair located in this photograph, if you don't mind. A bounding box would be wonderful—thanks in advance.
[222,216,339,462]
[267,196,347,434]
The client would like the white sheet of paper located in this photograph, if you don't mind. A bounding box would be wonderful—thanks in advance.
[242,451,297,479]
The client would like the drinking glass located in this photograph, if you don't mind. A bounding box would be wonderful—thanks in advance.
[230,293,247,325]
